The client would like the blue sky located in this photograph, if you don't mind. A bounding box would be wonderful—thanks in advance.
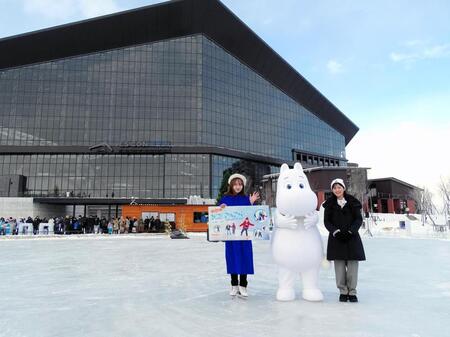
[1,0,449,200]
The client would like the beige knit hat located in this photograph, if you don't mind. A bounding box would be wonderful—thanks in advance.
[228,173,247,187]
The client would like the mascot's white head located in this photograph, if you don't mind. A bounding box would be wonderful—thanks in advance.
[276,162,318,217]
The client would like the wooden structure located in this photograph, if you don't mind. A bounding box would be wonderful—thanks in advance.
[368,178,420,214]
[122,204,210,232]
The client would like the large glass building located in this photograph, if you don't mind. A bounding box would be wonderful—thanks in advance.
[0,0,358,205]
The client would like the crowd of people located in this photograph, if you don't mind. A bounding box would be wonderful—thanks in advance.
[0,215,168,235]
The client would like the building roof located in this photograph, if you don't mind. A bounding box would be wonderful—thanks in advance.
[303,166,370,173]
[262,165,370,180]
[0,0,358,144]
[33,197,187,205]
[368,177,421,191]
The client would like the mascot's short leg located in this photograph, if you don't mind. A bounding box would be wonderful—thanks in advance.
[276,267,296,301]
[301,268,324,302]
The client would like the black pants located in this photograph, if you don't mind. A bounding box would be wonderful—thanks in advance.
[231,274,248,287]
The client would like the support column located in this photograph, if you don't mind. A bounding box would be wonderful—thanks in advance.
[407,200,416,214]
[393,199,401,213]
[387,198,395,214]
[317,191,325,210]
[377,199,383,213]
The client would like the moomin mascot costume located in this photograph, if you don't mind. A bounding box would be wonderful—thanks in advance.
[271,162,324,301]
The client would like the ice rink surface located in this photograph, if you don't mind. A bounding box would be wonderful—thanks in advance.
[1,234,449,337]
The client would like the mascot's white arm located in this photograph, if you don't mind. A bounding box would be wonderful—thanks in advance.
[275,209,318,230]
[303,210,319,229]
[274,209,298,229]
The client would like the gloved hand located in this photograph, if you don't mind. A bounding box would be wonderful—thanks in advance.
[275,210,298,229]
[303,210,319,229]
[342,231,352,241]
[334,230,349,242]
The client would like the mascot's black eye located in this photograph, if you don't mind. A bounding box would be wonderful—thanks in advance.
[299,183,304,189]
[287,184,292,189]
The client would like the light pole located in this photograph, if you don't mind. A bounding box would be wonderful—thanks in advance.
[364,184,375,237]
[7,178,13,197]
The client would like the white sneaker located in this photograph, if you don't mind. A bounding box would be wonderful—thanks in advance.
[229,286,239,296]
[238,286,248,297]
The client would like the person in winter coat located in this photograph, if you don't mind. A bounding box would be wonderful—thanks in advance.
[113,218,119,234]
[239,217,254,236]
[154,217,162,232]
[218,173,260,297]
[101,217,108,233]
[107,219,113,234]
[137,218,144,233]
[322,178,366,303]
[32,216,40,235]
[119,217,126,234]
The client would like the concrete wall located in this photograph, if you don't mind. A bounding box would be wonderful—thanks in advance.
[0,198,66,219]
[0,198,34,218]
[34,203,68,219]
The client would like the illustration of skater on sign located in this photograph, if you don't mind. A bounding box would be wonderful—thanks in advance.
[208,205,271,241]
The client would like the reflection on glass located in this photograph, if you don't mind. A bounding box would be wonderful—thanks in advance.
[0,33,347,199]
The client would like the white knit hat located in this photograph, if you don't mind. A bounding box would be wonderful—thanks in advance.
[330,178,346,190]
[228,173,247,187]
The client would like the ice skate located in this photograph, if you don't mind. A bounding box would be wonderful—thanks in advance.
[229,286,239,296]
[238,286,248,297]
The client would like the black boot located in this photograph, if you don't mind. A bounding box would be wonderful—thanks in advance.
[348,295,358,302]
[339,294,349,302]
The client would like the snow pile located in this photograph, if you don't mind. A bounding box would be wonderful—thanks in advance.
[316,209,449,240]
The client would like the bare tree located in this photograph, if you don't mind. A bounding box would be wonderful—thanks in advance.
[346,168,368,211]
[439,177,450,226]
[413,188,437,225]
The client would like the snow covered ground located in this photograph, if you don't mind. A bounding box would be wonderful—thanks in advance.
[316,212,450,239]
[0,233,449,337]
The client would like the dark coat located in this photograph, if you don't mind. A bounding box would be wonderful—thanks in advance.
[322,193,366,261]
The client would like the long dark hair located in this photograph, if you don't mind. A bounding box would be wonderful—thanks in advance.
[225,178,245,196]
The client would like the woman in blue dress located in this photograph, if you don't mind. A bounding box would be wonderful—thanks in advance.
[218,173,260,297]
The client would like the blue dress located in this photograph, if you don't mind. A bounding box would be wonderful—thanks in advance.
[218,195,254,275]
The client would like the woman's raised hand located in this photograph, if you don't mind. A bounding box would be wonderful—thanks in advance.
[249,192,260,205]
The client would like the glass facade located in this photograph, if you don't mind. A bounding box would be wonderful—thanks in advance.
[201,38,345,160]
[0,34,347,199]
[164,154,210,198]
[0,36,202,147]
[0,154,210,198]
[211,155,279,199]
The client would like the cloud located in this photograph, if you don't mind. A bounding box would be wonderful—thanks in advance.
[347,122,449,183]
[346,121,450,208]
[423,44,450,58]
[261,17,273,25]
[326,59,344,74]
[404,39,426,47]
[390,42,450,63]
[22,0,121,20]
[390,52,415,62]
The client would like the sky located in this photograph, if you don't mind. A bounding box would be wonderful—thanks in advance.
[1,0,449,203]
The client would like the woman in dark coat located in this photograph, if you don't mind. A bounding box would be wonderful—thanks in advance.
[322,178,366,303]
